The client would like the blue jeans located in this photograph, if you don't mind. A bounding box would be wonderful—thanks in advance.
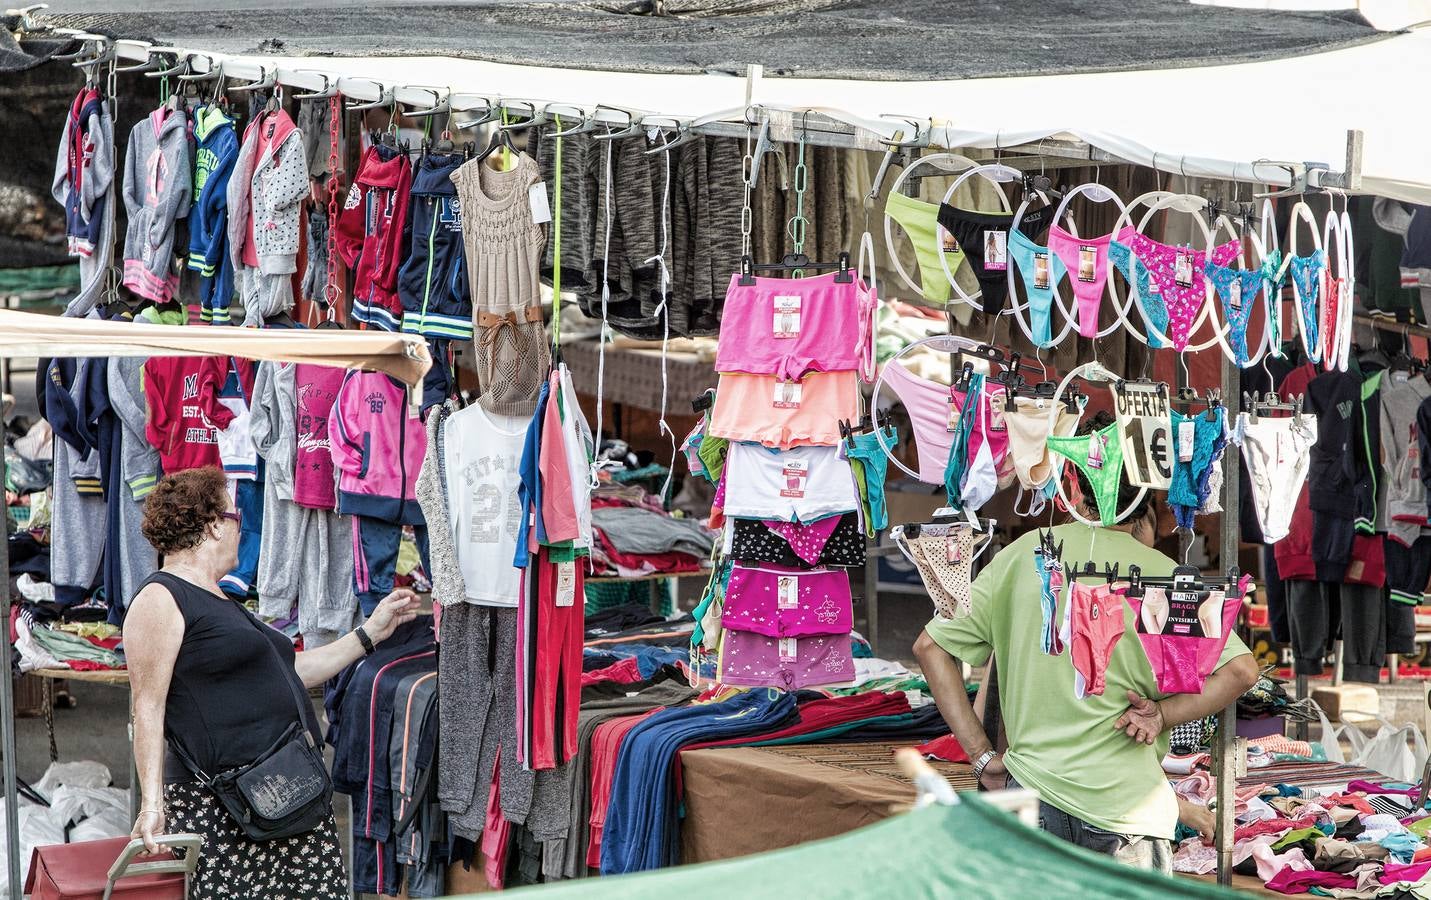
[1006,774,1172,873]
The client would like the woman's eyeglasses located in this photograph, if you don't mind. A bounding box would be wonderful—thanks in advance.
[219,511,242,528]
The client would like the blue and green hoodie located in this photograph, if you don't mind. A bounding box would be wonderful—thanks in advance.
[187,104,239,323]
[397,152,470,339]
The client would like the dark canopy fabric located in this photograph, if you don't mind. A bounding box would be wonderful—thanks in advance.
[39,0,1383,80]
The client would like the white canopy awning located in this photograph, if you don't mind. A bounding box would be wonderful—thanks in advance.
[109,25,1431,203]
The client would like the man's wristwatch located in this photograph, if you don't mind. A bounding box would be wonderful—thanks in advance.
[971,749,998,782]
[355,626,376,655]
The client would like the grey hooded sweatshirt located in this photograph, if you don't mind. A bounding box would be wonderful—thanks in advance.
[120,106,192,303]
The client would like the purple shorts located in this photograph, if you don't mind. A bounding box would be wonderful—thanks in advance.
[722,564,853,638]
[718,631,855,689]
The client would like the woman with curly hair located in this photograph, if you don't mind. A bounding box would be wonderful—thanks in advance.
[123,466,419,898]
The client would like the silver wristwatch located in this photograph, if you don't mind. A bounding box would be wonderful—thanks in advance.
[971,749,998,781]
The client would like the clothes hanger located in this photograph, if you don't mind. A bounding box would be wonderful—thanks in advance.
[1039,173,1135,341]
[1281,196,1326,365]
[1117,191,1227,354]
[1045,360,1149,528]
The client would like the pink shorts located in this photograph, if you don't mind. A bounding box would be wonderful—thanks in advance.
[718,630,854,689]
[722,563,853,637]
[709,371,859,448]
[714,272,876,382]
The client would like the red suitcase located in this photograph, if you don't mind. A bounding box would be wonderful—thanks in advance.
[25,834,200,900]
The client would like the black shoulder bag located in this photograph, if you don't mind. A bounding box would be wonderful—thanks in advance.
[168,608,333,842]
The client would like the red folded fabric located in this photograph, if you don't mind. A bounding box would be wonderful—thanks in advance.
[580,657,644,688]
[915,734,970,763]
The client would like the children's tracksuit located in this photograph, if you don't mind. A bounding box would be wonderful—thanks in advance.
[188,104,239,324]
[330,369,429,614]
[227,107,308,325]
[337,144,413,332]
[51,86,115,318]
[120,106,191,304]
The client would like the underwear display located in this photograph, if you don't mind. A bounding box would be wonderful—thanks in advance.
[1119,230,1241,351]
[721,563,853,638]
[714,270,876,382]
[1064,581,1126,699]
[1045,419,1125,527]
[1236,413,1318,544]
[1203,261,1264,367]
[1109,239,1168,350]
[1047,225,1113,338]
[1035,546,1066,656]
[1004,397,1079,491]
[894,523,985,620]
[709,370,859,448]
[885,191,960,304]
[720,442,859,523]
[1288,250,1326,363]
[1123,583,1244,694]
[843,426,897,536]
[728,514,865,568]
[718,630,854,690]
[944,373,1004,512]
[1168,408,1226,530]
[1113,383,1174,490]
[1009,229,1069,347]
[935,205,1051,314]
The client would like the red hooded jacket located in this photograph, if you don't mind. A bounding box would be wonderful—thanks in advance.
[336,144,413,332]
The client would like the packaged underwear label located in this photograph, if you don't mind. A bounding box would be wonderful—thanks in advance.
[1034,252,1051,290]
[1078,246,1098,283]
[556,561,576,607]
[779,637,798,661]
[1228,278,1243,311]
[1139,589,1218,639]
[987,399,1007,432]
[1174,250,1194,288]
[984,230,1008,271]
[940,226,960,254]
[780,459,809,498]
[772,380,803,409]
[945,534,964,564]
[947,393,961,432]
[773,295,802,338]
[1177,420,1196,463]
[777,575,799,609]
[1087,433,1105,469]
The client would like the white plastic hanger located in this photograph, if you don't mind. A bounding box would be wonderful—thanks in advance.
[935,162,1023,312]
[881,153,992,301]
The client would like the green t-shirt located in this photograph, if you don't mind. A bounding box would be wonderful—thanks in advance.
[923,523,1250,840]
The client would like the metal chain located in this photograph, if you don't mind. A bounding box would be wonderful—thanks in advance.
[740,124,754,261]
[324,92,343,320]
[787,134,808,276]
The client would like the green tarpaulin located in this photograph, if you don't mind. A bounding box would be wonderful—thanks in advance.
[488,796,1233,899]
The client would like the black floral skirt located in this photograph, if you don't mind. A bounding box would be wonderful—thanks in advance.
[163,781,347,900]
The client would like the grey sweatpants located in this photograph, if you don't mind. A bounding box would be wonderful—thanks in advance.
[50,440,105,605]
[255,490,358,644]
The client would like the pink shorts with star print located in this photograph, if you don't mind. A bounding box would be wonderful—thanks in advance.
[721,563,853,638]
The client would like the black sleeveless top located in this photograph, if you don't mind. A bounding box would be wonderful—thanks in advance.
[143,572,321,783]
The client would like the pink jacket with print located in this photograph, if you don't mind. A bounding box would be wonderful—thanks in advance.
[329,370,427,525]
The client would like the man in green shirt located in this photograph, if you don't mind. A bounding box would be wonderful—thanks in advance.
[913,414,1259,873]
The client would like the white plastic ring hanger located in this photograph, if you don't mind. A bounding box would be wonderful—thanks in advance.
[1004,189,1076,349]
[881,153,997,302]
[1043,181,1134,340]
[1281,200,1326,365]
[869,332,983,484]
[1045,361,1148,528]
[1114,194,1227,354]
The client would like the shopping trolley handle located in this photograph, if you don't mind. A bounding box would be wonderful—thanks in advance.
[103,834,202,900]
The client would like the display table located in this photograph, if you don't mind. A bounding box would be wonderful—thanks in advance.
[679,742,973,864]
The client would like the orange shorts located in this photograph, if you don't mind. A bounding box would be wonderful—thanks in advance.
[708,371,858,449]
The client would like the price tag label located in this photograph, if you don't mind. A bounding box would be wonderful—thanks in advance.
[529,182,552,225]
[773,295,802,338]
[1178,420,1196,462]
[1228,278,1243,312]
[779,637,798,662]
[772,380,803,409]
[988,400,1007,432]
[555,561,576,607]
[777,575,799,609]
[947,393,962,432]
[779,459,809,498]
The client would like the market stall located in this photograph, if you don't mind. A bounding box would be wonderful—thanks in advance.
[4,5,1431,897]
